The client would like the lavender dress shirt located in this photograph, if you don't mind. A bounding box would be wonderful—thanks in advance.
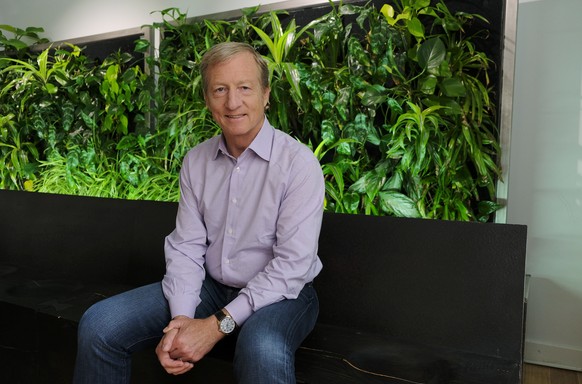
[162,118,324,326]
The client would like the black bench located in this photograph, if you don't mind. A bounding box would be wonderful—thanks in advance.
[0,190,527,383]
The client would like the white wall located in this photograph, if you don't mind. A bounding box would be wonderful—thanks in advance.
[0,0,288,42]
[509,0,582,370]
[2,0,582,371]
[0,0,334,42]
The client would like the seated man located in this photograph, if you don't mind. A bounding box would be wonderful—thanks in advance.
[73,41,325,384]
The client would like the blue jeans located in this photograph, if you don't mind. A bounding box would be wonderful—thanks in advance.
[73,278,318,384]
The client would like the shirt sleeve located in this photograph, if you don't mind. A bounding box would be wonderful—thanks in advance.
[225,146,325,325]
[162,154,208,318]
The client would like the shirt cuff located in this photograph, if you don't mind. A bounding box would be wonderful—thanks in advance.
[167,295,197,319]
[224,292,254,326]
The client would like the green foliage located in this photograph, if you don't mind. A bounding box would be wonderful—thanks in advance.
[0,113,38,190]
[0,1,502,221]
[0,24,49,58]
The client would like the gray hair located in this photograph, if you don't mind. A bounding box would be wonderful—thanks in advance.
[199,42,270,95]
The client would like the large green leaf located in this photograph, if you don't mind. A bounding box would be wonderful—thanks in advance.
[417,37,446,72]
[379,190,421,218]
[407,17,425,38]
[441,77,466,97]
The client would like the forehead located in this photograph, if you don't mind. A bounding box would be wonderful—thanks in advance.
[208,52,261,84]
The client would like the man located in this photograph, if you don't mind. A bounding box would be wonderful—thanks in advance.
[73,42,325,384]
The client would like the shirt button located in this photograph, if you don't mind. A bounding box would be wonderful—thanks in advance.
[235,166,241,172]
[232,198,237,204]
[227,228,233,235]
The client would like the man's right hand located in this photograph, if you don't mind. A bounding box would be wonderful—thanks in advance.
[156,315,225,375]
[155,327,194,375]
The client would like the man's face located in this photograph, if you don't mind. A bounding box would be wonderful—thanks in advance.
[205,52,270,154]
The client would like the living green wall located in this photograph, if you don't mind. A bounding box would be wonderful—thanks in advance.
[0,0,501,221]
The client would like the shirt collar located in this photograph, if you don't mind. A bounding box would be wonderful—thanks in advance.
[248,118,274,161]
[215,117,274,161]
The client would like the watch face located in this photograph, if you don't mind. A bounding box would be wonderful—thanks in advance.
[220,316,236,334]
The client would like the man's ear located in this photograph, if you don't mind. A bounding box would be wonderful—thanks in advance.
[263,87,271,107]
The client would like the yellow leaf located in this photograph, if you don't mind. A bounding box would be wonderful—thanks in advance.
[380,4,396,25]
[381,4,394,18]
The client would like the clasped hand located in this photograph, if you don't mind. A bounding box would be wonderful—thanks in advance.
[155,315,224,375]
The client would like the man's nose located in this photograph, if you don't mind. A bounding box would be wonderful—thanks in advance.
[226,90,242,109]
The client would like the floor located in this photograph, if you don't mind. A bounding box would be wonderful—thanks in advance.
[524,363,582,384]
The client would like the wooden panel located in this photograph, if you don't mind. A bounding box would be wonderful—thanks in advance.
[524,364,550,384]
[523,364,582,384]
[550,367,579,384]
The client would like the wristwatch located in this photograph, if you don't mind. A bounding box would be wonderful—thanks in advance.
[214,310,237,335]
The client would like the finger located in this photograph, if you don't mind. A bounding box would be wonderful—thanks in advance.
[170,361,193,375]
[164,357,193,375]
[157,350,192,375]
[169,350,198,362]
[163,323,175,333]
[160,328,178,352]
[164,315,190,333]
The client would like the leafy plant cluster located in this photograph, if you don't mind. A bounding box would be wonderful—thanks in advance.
[0,0,502,221]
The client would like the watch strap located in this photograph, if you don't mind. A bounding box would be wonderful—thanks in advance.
[214,310,227,322]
